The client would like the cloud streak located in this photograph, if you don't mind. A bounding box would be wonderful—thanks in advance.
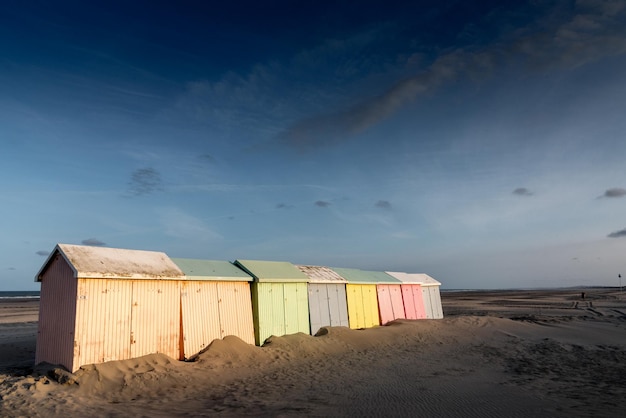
[607,228,626,238]
[127,167,163,196]
[513,187,533,196]
[600,187,626,198]
[81,238,106,246]
[375,200,392,210]
[278,1,626,151]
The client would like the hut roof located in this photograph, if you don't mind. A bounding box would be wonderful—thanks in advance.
[35,244,184,281]
[331,267,400,285]
[296,265,347,284]
[233,260,309,283]
[386,271,441,286]
[171,258,252,281]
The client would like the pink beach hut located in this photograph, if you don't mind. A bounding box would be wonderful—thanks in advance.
[385,271,428,319]
[331,268,405,326]
[35,244,185,372]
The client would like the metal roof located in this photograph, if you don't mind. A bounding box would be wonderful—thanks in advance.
[386,271,441,286]
[36,244,184,281]
[171,258,252,281]
[296,265,347,284]
[233,259,309,283]
[330,267,401,284]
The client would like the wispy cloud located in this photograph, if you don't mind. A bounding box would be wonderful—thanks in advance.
[375,200,393,209]
[81,238,106,246]
[315,200,331,208]
[276,203,294,209]
[278,1,626,150]
[157,207,221,241]
[513,187,533,196]
[36,250,49,257]
[600,187,626,198]
[199,153,216,163]
[174,28,394,148]
[127,167,163,196]
[607,228,626,238]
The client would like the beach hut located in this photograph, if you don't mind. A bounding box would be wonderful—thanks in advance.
[373,271,406,324]
[35,244,184,372]
[296,265,349,335]
[330,267,379,329]
[419,274,444,319]
[331,268,405,327]
[233,260,310,345]
[171,258,255,359]
[385,272,428,319]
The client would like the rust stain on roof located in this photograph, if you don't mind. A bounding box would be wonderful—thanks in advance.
[296,265,347,284]
[54,244,184,280]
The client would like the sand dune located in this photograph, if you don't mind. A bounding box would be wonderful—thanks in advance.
[1,288,625,417]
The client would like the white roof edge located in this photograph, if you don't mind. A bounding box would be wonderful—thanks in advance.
[35,244,77,282]
[385,271,442,286]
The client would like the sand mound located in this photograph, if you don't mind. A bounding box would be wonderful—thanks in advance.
[194,335,268,367]
[2,289,626,417]
[74,353,177,395]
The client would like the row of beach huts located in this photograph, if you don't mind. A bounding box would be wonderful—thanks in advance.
[35,244,443,372]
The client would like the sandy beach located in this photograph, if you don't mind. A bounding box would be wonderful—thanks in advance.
[1,288,625,417]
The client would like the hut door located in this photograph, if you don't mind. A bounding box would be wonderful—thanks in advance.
[327,283,349,327]
[130,281,181,360]
[308,283,331,335]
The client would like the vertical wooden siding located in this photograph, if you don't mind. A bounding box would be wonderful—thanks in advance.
[389,285,406,321]
[422,286,433,318]
[35,255,78,372]
[327,283,349,328]
[376,284,406,325]
[283,282,310,336]
[180,281,221,359]
[252,282,283,345]
[376,285,394,325]
[251,282,309,345]
[427,286,444,319]
[401,284,427,319]
[307,283,349,335]
[74,278,132,371]
[130,280,180,360]
[308,283,330,336]
[421,286,444,319]
[346,284,379,329]
[217,282,255,345]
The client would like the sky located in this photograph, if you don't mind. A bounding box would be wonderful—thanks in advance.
[2,0,626,290]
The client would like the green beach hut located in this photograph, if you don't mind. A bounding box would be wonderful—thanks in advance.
[233,260,310,345]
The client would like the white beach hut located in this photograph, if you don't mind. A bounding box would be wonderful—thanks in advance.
[416,274,444,319]
[296,265,349,335]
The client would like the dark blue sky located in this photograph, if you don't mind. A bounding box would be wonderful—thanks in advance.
[2,0,626,290]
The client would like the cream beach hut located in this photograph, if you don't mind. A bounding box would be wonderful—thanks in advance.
[296,265,349,335]
[171,258,256,359]
[35,244,184,372]
[233,260,310,345]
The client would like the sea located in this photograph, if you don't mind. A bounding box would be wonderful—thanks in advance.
[0,291,40,299]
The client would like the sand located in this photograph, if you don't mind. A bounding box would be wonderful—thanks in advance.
[1,288,625,417]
